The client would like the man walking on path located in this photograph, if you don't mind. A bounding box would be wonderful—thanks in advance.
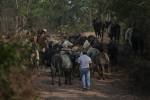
[78,51,92,90]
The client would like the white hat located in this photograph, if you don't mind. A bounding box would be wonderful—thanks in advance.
[43,29,47,32]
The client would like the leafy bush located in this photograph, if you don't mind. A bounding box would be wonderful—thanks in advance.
[0,41,34,99]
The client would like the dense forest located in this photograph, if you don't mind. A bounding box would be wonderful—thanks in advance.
[0,0,150,100]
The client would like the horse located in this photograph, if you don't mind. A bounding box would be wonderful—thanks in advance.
[125,27,144,57]
[50,51,73,86]
[68,33,81,44]
[92,18,103,39]
[101,22,106,41]
[36,29,50,71]
[87,35,96,43]
[70,51,80,77]
[75,36,87,46]
[109,23,121,43]
[94,51,110,79]
[131,28,144,56]
[87,47,110,79]
[88,36,102,51]
[61,52,73,85]
[87,47,100,61]
[108,40,119,67]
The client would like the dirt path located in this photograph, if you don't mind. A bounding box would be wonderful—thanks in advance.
[33,72,139,100]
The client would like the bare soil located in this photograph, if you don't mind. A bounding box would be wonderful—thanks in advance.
[33,72,140,100]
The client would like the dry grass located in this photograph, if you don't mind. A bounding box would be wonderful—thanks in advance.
[8,68,37,100]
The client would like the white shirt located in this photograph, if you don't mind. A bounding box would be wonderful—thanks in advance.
[78,55,92,69]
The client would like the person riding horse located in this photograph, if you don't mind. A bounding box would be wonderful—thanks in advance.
[31,35,40,71]
[36,29,51,70]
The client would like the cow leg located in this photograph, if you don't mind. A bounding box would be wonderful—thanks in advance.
[98,30,101,39]
[64,69,68,84]
[92,68,95,77]
[99,32,101,40]
[68,69,72,85]
[58,74,61,86]
[90,63,95,77]
[101,64,105,80]
[51,69,54,85]
[106,28,108,34]
[64,69,70,85]
[97,65,103,80]
[108,63,111,74]
[72,65,75,77]
[102,64,105,73]
[96,65,100,79]
[73,64,77,77]
[64,69,72,85]
[50,65,55,85]
[96,32,98,38]
[58,66,61,86]
[74,64,80,77]
[101,32,104,42]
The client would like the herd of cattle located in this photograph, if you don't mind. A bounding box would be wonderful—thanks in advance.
[29,20,144,85]
[92,18,144,56]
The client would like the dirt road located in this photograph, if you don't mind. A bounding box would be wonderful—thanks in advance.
[33,72,140,100]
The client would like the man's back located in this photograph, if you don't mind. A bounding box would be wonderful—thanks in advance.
[78,55,92,69]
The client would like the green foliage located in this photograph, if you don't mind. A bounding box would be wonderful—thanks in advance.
[0,42,32,99]
[0,0,150,33]
[0,43,21,66]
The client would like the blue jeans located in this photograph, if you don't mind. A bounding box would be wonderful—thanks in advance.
[80,68,90,88]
